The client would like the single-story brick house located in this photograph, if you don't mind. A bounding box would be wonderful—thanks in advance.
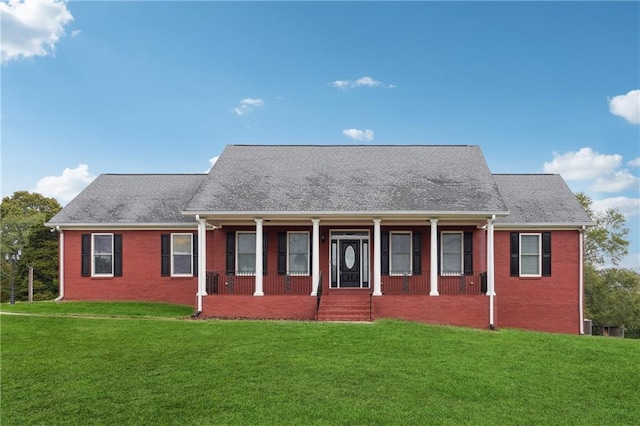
[46,145,593,333]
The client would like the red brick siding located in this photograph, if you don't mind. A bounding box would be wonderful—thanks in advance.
[494,230,581,334]
[202,295,317,320]
[62,230,198,306]
[374,295,490,329]
[60,226,582,334]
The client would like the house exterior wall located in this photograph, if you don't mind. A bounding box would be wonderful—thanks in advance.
[494,230,581,334]
[374,295,490,328]
[201,295,317,320]
[58,226,583,334]
[62,230,198,306]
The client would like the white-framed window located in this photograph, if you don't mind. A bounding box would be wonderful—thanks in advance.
[92,233,114,276]
[171,233,193,276]
[390,232,412,275]
[237,232,256,275]
[520,233,541,277]
[287,232,309,275]
[441,232,463,275]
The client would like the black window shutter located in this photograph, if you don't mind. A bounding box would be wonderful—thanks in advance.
[381,232,389,275]
[463,232,473,276]
[277,232,286,275]
[263,232,268,275]
[542,232,551,276]
[510,232,519,277]
[161,234,170,277]
[412,232,422,275]
[309,234,313,276]
[114,234,123,277]
[226,232,235,275]
[437,232,441,275]
[193,234,198,277]
[81,234,91,277]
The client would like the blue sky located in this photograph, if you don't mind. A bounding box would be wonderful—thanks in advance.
[1,0,639,269]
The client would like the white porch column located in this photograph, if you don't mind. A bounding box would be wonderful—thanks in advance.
[429,219,439,296]
[196,217,207,311]
[55,227,64,301]
[579,226,585,334]
[487,215,496,329]
[373,219,382,296]
[311,219,320,296]
[486,216,496,296]
[254,219,264,296]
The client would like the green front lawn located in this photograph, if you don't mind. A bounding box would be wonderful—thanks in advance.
[2,302,639,425]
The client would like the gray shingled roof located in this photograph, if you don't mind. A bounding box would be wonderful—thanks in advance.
[493,174,592,225]
[185,145,508,214]
[47,174,206,225]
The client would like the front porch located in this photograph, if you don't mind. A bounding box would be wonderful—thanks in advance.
[194,214,497,328]
[205,270,488,296]
[201,270,490,326]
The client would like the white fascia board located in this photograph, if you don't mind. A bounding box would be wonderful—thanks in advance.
[182,210,510,220]
[44,222,201,231]
[494,222,594,230]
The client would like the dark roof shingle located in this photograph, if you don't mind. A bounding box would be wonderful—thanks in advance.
[47,174,206,225]
[185,145,508,214]
[493,174,592,225]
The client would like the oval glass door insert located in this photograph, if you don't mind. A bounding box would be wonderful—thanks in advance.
[344,245,356,269]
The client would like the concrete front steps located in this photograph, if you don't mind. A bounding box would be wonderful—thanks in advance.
[317,292,372,322]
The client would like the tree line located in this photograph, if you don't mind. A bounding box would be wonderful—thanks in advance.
[1,191,639,337]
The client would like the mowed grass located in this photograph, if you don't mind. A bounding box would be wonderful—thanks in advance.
[2,302,639,425]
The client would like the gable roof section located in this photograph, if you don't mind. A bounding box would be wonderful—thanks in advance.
[47,174,206,226]
[492,174,592,226]
[185,145,508,215]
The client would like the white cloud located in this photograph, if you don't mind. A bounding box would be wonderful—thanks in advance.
[0,0,74,64]
[591,196,640,218]
[331,80,350,89]
[70,29,81,37]
[342,128,374,141]
[589,170,640,193]
[628,157,640,167]
[609,89,640,125]
[233,98,264,115]
[543,147,622,180]
[33,164,95,205]
[331,76,394,89]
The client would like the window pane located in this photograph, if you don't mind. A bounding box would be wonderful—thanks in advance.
[173,235,191,254]
[173,255,192,274]
[363,242,369,283]
[392,254,411,273]
[391,234,410,254]
[289,253,308,274]
[521,235,539,255]
[94,255,112,274]
[521,255,540,275]
[237,253,256,273]
[443,254,462,273]
[391,233,411,274]
[443,233,462,254]
[289,233,308,253]
[238,233,256,254]
[442,233,462,274]
[94,235,112,254]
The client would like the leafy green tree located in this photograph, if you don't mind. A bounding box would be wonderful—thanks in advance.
[577,193,638,338]
[584,265,640,338]
[1,192,61,302]
[576,192,629,267]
